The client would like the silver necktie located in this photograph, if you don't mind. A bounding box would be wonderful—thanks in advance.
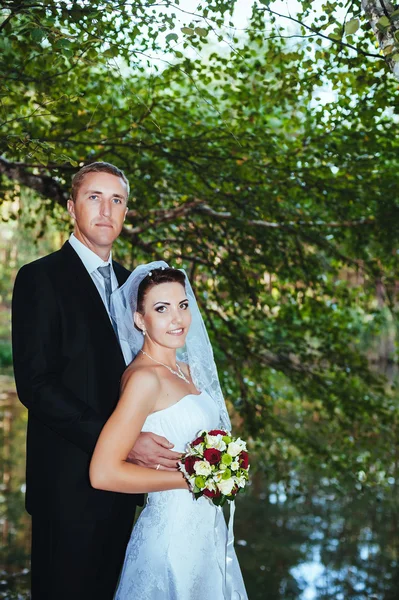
[97,265,118,335]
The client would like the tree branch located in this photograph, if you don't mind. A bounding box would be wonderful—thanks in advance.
[0,155,68,205]
[194,204,375,229]
[0,155,378,232]
[261,7,383,60]
[125,197,204,233]
[125,197,375,231]
[0,8,15,32]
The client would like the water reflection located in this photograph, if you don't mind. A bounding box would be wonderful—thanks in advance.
[235,476,399,600]
[0,375,31,599]
[1,375,399,599]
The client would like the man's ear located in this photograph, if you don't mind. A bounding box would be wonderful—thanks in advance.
[134,311,145,331]
[67,198,76,220]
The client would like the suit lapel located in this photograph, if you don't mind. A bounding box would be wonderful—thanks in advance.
[60,242,125,363]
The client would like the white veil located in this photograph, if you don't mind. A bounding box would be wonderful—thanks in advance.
[110,260,231,431]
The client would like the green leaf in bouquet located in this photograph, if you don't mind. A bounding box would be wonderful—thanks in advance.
[195,476,206,489]
[222,454,232,466]
[213,495,227,507]
[222,468,232,480]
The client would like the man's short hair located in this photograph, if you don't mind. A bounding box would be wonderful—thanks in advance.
[70,162,129,202]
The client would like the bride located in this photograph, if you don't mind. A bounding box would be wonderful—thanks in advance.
[90,261,248,599]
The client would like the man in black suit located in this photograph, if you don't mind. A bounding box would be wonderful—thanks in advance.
[12,162,181,599]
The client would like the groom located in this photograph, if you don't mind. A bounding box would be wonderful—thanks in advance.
[12,162,181,599]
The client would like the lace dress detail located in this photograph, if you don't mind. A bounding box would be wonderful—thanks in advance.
[114,391,248,600]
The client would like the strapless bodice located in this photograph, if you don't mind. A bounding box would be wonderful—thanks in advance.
[141,390,220,453]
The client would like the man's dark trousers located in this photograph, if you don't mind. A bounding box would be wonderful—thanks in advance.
[12,242,142,599]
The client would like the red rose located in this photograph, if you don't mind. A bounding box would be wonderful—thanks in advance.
[203,487,221,498]
[208,429,228,436]
[191,436,205,446]
[239,451,249,470]
[203,448,222,465]
[184,455,200,475]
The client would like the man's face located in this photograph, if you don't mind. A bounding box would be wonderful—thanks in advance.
[67,171,128,254]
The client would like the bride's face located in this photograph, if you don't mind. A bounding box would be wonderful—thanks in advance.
[135,282,191,349]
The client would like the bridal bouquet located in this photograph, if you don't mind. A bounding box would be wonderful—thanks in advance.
[178,429,250,506]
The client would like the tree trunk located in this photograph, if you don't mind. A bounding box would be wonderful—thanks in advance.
[362,0,399,79]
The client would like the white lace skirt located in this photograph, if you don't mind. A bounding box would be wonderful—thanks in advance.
[114,489,247,600]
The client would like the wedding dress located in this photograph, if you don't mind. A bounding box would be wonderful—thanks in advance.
[114,390,248,600]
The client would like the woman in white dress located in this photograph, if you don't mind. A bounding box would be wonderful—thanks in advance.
[90,261,248,600]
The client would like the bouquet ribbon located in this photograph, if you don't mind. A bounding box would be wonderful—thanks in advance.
[216,500,236,599]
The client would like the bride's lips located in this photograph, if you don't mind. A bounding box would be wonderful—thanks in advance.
[167,328,184,336]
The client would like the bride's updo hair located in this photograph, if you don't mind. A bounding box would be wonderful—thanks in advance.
[137,267,186,314]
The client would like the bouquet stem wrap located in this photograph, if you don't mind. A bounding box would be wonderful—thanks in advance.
[225,500,236,599]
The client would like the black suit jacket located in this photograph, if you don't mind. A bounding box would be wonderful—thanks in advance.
[12,242,142,519]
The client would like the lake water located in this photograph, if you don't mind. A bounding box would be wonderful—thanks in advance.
[1,374,398,599]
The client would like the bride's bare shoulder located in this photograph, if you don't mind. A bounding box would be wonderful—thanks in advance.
[120,361,160,394]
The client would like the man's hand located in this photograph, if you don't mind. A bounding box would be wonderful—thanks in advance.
[127,431,182,471]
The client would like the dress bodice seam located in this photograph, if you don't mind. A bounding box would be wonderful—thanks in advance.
[146,390,205,419]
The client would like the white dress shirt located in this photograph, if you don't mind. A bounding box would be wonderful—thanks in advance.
[68,233,119,314]
[68,234,132,364]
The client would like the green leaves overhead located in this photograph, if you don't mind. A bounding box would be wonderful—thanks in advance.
[345,19,360,35]
[166,32,179,43]
[377,15,391,31]
[2,0,399,482]
[30,28,46,42]
[180,25,208,37]
[195,27,208,37]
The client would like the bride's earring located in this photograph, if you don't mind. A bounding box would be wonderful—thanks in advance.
[142,330,146,336]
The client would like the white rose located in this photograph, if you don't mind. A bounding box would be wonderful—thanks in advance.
[193,442,204,456]
[236,475,246,488]
[227,442,242,457]
[235,438,247,451]
[194,460,212,477]
[231,460,239,472]
[217,478,235,496]
[179,463,188,476]
[205,479,217,492]
[205,434,227,451]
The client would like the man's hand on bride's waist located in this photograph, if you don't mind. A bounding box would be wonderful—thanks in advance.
[126,432,183,471]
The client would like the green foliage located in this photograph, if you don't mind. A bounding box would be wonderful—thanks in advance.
[345,18,360,35]
[0,342,12,367]
[1,0,399,484]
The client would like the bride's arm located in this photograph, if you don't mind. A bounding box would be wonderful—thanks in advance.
[89,371,187,493]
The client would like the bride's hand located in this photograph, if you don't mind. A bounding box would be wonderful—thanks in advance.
[127,432,182,471]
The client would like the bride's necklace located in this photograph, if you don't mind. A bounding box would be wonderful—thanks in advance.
[140,350,190,384]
